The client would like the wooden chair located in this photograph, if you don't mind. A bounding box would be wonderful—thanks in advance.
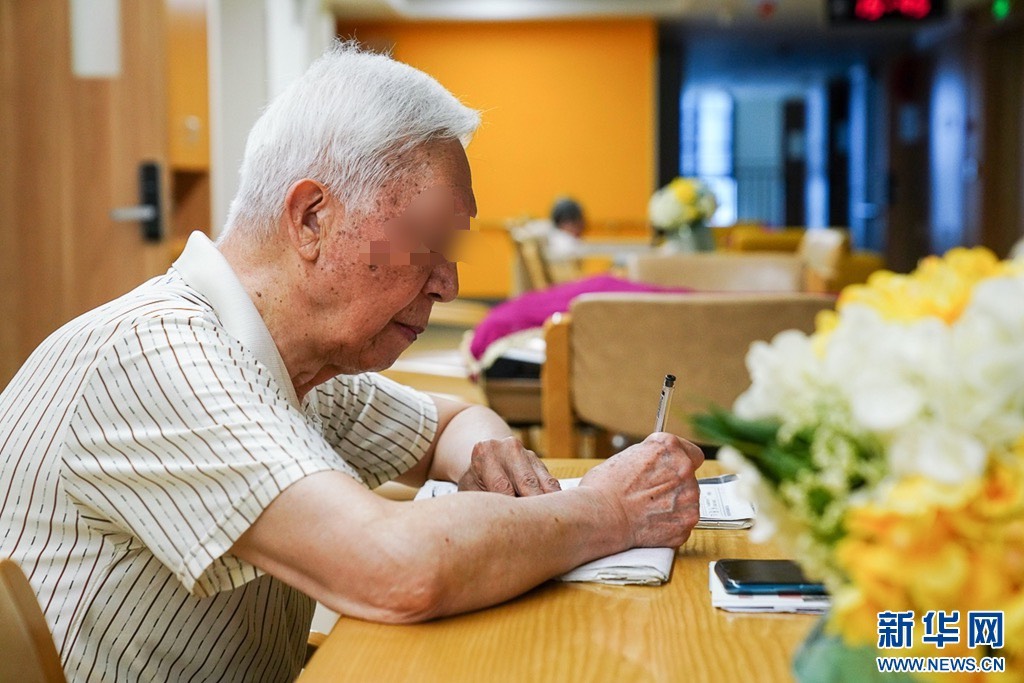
[305,631,329,667]
[541,292,834,458]
[508,224,555,292]
[796,228,886,293]
[0,559,66,683]
[727,226,806,253]
[627,252,804,292]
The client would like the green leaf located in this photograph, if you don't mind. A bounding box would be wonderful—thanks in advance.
[690,408,780,446]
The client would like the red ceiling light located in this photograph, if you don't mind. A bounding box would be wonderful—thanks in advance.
[853,0,934,20]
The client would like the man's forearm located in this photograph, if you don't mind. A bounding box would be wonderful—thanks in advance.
[360,484,629,621]
[235,432,700,626]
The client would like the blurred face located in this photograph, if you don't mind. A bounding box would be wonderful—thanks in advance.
[308,139,475,376]
[558,218,584,238]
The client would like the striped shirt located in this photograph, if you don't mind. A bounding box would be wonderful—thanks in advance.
[0,232,438,682]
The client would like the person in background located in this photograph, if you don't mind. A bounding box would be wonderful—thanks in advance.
[0,42,702,683]
[545,196,587,261]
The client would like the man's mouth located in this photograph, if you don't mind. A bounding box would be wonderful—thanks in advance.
[393,322,425,341]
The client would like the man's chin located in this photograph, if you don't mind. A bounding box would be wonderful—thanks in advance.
[358,347,408,374]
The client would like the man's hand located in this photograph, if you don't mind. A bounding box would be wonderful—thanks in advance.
[457,436,561,496]
[579,432,703,549]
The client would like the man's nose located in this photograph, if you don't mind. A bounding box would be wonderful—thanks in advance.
[425,261,459,303]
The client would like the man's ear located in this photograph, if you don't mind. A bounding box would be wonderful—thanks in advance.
[283,179,331,262]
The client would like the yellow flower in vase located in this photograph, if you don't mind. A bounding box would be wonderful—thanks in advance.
[648,177,717,252]
[694,247,1024,682]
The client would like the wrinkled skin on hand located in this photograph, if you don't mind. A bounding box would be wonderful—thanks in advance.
[580,433,704,548]
[457,436,561,497]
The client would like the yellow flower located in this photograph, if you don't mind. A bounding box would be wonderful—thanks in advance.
[834,247,1022,325]
[669,177,698,205]
[829,458,1024,681]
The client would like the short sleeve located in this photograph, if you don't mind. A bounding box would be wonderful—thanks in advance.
[315,373,438,488]
[60,314,355,598]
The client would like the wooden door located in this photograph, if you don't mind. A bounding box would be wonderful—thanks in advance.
[979,23,1024,256]
[0,0,171,387]
[884,55,933,273]
[782,99,806,226]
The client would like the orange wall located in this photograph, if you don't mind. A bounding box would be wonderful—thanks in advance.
[337,19,657,227]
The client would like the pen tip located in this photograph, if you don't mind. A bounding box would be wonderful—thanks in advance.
[664,374,676,387]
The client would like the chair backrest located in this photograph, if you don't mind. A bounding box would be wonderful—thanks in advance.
[727,226,805,253]
[0,559,66,683]
[541,292,834,455]
[627,252,804,292]
[797,228,849,279]
[508,224,554,292]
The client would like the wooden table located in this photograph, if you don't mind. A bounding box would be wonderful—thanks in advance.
[300,460,815,683]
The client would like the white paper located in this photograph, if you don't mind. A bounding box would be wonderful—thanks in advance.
[697,477,756,529]
[559,547,675,585]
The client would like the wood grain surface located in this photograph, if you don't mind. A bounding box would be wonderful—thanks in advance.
[300,460,814,683]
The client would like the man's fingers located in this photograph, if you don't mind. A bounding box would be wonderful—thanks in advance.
[508,453,545,496]
[646,431,704,471]
[683,440,705,469]
[461,439,562,497]
[476,458,516,496]
[530,458,561,494]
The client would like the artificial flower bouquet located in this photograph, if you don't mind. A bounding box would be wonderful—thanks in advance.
[648,177,718,251]
[695,247,1024,681]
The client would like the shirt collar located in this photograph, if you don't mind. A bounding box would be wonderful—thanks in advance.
[172,231,301,410]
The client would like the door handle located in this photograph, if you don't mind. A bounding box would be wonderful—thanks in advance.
[110,161,162,242]
[110,205,157,221]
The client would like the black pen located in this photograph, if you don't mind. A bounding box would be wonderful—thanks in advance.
[654,374,676,432]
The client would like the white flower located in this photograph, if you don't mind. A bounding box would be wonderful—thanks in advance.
[949,276,1024,447]
[648,178,718,229]
[648,187,685,229]
[887,421,987,484]
[823,306,951,433]
[718,446,776,543]
[734,330,820,421]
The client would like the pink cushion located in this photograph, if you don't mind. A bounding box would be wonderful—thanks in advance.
[469,275,692,360]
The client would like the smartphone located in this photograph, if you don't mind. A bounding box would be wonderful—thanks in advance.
[714,559,827,595]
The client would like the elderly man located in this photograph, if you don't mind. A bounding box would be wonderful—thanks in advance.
[0,44,701,682]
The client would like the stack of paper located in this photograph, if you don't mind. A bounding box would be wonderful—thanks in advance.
[559,547,675,585]
[708,561,830,614]
[696,474,756,529]
[555,475,756,530]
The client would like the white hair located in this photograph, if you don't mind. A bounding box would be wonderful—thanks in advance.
[222,41,480,240]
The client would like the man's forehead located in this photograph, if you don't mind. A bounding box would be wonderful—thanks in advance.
[384,139,474,210]
[386,184,474,231]
[358,183,473,266]
[404,185,471,214]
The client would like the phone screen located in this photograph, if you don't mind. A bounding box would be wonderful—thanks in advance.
[714,559,827,595]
